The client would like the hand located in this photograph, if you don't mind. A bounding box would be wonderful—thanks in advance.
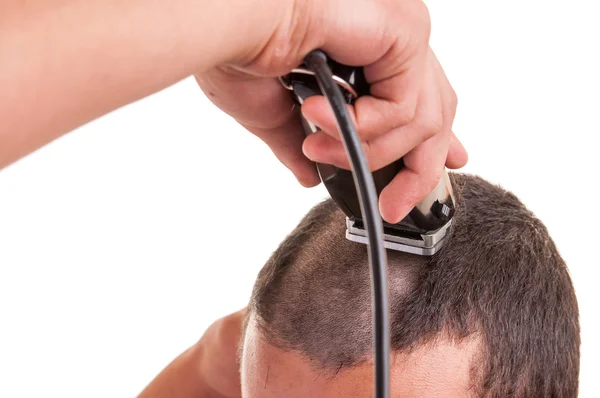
[197,309,245,398]
[195,0,468,223]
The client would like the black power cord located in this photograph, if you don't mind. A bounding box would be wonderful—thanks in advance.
[304,50,390,398]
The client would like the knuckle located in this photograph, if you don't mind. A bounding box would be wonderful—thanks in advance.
[449,89,458,114]
[409,0,432,40]
[333,145,352,169]
[448,88,458,119]
[363,140,388,171]
[362,140,377,169]
[394,101,417,126]
[416,114,444,140]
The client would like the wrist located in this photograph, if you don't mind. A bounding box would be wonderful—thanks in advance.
[201,0,300,69]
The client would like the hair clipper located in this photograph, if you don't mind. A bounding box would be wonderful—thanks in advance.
[280,56,455,256]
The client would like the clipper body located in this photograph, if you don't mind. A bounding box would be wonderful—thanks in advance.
[280,58,455,255]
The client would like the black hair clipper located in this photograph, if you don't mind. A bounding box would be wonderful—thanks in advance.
[280,57,455,256]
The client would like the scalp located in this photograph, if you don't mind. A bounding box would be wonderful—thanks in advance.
[249,173,580,396]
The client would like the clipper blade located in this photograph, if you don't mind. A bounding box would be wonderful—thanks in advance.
[345,217,452,256]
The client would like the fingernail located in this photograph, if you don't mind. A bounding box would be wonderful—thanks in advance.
[297,174,321,188]
[379,201,404,224]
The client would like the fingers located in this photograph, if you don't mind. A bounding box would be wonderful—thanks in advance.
[357,65,425,137]
[195,70,320,187]
[446,132,468,169]
[428,49,468,170]
[300,3,430,145]
[300,96,358,138]
[379,129,451,223]
[242,109,320,187]
[302,53,443,173]
[300,47,467,223]
[301,50,467,176]
[379,50,466,221]
[300,67,426,144]
[301,0,430,144]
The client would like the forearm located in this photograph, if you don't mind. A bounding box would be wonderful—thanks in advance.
[0,0,282,169]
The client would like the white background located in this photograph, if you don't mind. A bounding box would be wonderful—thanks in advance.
[1,0,598,396]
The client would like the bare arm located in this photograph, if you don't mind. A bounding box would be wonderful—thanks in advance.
[0,0,467,220]
[0,0,281,169]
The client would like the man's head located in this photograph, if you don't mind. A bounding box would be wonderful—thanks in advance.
[240,173,580,397]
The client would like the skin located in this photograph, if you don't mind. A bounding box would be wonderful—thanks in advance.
[141,309,479,397]
[139,310,245,398]
[241,314,479,398]
[3,0,470,395]
[1,0,467,222]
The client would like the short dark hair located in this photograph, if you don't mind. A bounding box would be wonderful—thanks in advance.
[248,173,580,397]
